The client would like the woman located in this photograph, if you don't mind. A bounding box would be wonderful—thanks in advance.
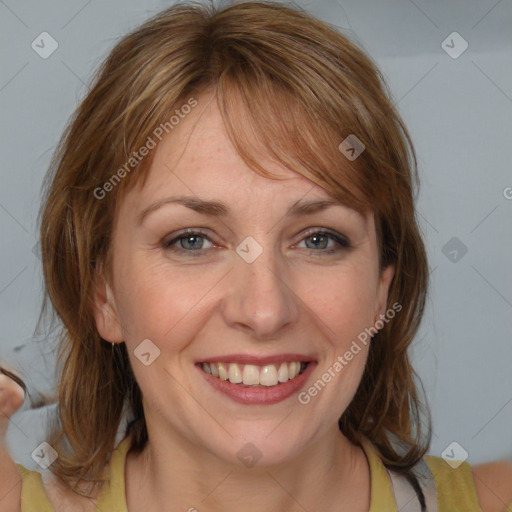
[1,1,511,511]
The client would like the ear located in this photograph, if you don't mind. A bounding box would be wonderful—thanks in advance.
[92,272,124,343]
[374,264,396,322]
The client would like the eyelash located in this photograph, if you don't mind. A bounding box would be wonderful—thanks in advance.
[161,228,351,257]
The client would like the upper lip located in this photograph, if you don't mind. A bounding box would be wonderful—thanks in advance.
[196,354,316,366]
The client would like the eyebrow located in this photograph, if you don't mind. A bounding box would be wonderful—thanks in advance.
[138,196,347,225]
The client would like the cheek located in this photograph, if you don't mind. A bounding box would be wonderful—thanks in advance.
[301,263,379,349]
[112,256,221,346]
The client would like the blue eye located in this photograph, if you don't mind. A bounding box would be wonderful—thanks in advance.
[298,230,351,254]
[162,230,213,256]
[162,229,351,257]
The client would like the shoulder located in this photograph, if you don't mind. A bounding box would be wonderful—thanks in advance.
[472,460,512,512]
[15,435,132,512]
[0,453,21,512]
[424,455,512,512]
[423,455,482,510]
[16,463,101,512]
[42,471,101,512]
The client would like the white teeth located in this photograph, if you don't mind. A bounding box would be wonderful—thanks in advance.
[228,363,243,384]
[201,361,307,387]
[277,362,289,382]
[289,362,297,379]
[242,364,260,385]
[260,365,278,386]
[218,362,228,381]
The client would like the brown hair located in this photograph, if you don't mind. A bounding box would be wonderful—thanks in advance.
[39,0,430,502]
[0,368,27,397]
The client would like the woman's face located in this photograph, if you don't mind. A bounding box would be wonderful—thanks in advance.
[94,93,394,466]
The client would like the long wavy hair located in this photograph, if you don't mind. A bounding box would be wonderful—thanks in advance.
[35,0,430,505]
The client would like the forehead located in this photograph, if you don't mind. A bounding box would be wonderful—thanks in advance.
[143,95,297,191]
[114,92,373,241]
[127,94,349,211]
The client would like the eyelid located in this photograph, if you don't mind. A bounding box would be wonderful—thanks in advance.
[161,228,214,248]
[161,227,351,256]
[297,227,351,248]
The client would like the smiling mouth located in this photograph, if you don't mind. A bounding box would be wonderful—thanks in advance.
[199,361,309,387]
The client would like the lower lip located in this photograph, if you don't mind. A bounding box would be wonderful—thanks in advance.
[196,362,316,405]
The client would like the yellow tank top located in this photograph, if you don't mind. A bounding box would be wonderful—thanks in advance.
[15,436,512,511]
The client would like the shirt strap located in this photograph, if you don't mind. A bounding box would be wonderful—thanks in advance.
[386,459,438,512]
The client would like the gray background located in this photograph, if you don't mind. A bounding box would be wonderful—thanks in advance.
[1,0,511,472]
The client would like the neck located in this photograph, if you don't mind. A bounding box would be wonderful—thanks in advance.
[125,426,370,512]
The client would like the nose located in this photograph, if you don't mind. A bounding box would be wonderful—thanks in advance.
[221,241,300,340]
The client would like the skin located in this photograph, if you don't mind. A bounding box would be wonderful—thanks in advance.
[93,92,394,512]
[473,463,512,512]
[1,92,509,511]
[0,374,23,512]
